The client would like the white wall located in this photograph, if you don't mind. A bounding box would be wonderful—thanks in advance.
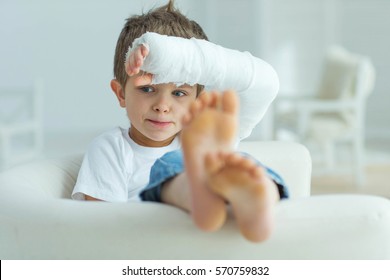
[1,0,389,149]
[0,0,188,134]
[339,0,390,139]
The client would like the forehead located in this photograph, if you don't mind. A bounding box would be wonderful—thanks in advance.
[130,72,153,86]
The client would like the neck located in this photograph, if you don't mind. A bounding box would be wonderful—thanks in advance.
[128,127,176,147]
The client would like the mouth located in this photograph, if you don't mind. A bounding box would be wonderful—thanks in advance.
[146,119,173,128]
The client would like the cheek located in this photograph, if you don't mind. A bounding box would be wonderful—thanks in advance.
[175,100,192,116]
[125,98,143,121]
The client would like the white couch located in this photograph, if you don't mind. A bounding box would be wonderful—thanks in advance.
[0,141,389,259]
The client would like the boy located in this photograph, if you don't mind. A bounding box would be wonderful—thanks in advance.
[72,0,288,242]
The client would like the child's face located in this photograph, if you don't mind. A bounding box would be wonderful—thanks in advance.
[114,73,197,147]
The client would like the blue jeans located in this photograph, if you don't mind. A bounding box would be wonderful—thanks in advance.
[140,150,289,202]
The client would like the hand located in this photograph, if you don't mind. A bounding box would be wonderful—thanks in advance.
[125,43,149,76]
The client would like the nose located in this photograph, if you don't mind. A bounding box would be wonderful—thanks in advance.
[152,94,170,113]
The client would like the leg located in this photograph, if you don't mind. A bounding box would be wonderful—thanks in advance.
[205,152,280,242]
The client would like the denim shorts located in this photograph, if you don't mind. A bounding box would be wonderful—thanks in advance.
[139,150,289,202]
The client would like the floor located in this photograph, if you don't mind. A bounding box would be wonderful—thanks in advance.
[310,138,390,198]
[311,163,390,198]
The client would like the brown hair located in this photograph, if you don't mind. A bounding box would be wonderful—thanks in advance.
[113,0,208,93]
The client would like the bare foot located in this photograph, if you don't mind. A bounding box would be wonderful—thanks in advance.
[205,152,279,242]
[181,90,239,231]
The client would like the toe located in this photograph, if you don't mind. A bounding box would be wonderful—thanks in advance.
[189,101,201,116]
[222,90,239,115]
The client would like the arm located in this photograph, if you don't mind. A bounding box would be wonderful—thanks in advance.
[126,32,279,140]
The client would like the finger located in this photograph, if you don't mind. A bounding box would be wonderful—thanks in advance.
[125,47,144,76]
[140,44,149,58]
[134,47,145,67]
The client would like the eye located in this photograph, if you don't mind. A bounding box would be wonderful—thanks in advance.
[172,90,187,97]
[138,86,154,93]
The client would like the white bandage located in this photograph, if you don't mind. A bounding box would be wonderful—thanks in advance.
[126,32,254,91]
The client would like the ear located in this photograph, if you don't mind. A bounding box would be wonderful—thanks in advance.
[110,79,126,108]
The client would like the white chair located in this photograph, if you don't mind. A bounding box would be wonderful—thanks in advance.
[275,46,375,185]
[0,79,44,170]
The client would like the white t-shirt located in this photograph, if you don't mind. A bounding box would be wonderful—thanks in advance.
[72,127,180,202]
